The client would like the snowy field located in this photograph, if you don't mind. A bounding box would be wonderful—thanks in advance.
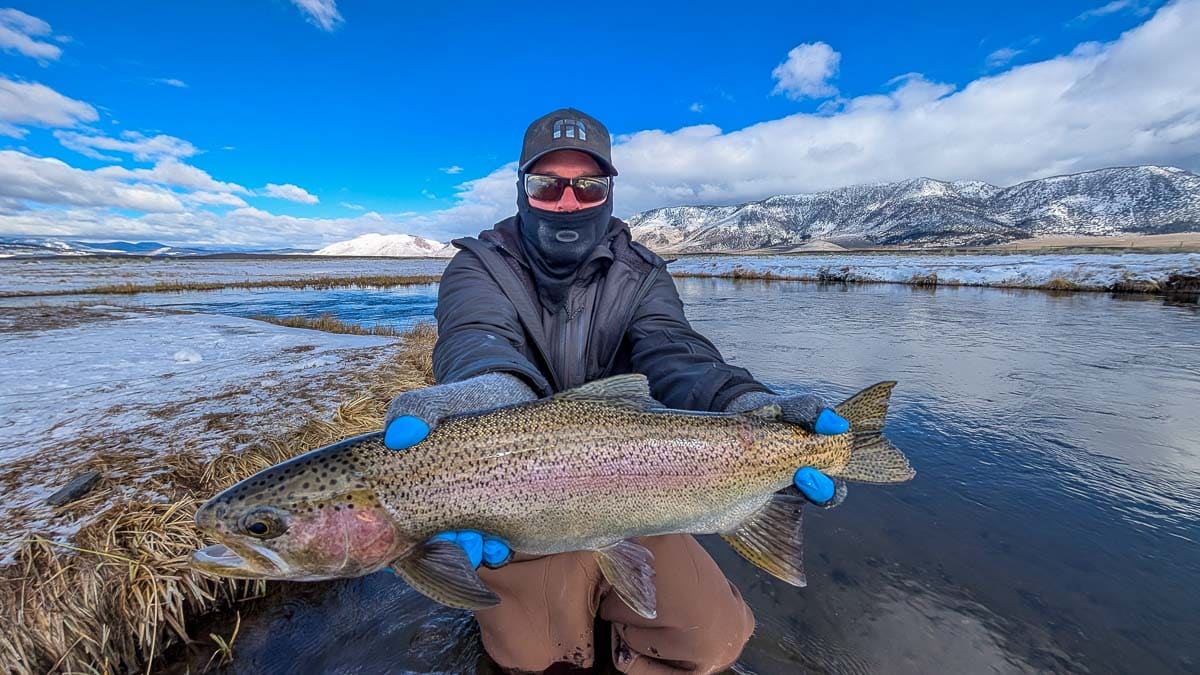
[2,252,1197,297]
[0,305,397,563]
[669,252,1200,289]
[0,256,449,295]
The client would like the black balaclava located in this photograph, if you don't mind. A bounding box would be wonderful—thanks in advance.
[516,171,614,311]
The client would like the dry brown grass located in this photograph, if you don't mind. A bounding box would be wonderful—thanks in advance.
[0,323,439,673]
[249,313,406,337]
[0,274,442,299]
[908,271,939,287]
[1038,275,1085,292]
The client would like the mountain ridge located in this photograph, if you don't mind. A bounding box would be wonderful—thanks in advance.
[627,165,1200,252]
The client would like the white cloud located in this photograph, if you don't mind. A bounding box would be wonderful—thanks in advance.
[0,78,97,137]
[421,189,437,199]
[263,182,319,204]
[55,130,198,161]
[340,201,365,210]
[180,191,249,208]
[290,0,343,31]
[0,151,185,213]
[154,78,188,88]
[1075,0,1156,21]
[439,165,463,174]
[95,158,248,194]
[986,47,1023,68]
[689,102,704,113]
[771,42,841,100]
[0,8,64,61]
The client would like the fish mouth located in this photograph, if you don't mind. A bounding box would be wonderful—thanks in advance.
[191,541,289,579]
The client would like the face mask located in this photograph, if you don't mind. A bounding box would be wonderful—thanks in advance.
[515,173,615,311]
[516,174,614,277]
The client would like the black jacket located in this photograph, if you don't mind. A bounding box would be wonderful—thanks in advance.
[432,216,771,412]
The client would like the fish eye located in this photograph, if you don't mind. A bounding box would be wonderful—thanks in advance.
[239,507,287,539]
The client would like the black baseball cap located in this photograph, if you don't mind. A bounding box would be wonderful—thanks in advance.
[519,108,618,176]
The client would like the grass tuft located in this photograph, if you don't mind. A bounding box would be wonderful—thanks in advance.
[249,313,406,337]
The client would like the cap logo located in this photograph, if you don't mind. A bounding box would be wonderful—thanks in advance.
[552,118,587,141]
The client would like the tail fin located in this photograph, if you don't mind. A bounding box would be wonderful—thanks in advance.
[832,382,915,483]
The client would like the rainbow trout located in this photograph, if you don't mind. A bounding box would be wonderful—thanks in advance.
[192,375,913,619]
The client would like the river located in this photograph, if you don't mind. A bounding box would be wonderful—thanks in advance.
[132,275,1200,674]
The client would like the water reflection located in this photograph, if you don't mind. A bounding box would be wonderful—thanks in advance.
[162,279,1197,673]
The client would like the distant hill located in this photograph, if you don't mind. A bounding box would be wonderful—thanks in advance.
[0,238,316,258]
[0,238,206,258]
[627,165,1200,252]
[313,233,454,257]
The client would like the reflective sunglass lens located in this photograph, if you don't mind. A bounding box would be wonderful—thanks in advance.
[573,178,609,203]
[526,175,564,201]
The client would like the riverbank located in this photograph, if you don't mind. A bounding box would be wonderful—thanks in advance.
[0,308,437,672]
[667,252,1200,296]
[3,251,1197,300]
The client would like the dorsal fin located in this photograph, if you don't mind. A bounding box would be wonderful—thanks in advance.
[553,374,661,411]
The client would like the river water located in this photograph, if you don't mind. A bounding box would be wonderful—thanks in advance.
[131,278,1199,673]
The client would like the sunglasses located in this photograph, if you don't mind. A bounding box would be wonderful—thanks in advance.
[524,174,611,204]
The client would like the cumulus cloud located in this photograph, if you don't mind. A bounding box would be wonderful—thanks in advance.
[689,102,704,113]
[154,78,188,88]
[771,42,841,100]
[290,0,343,31]
[0,8,64,61]
[95,159,248,194]
[0,78,97,137]
[263,182,319,204]
[55,130,198,161]
[0,151,185,213]
[340,201,365,210]
[439,165,463,174]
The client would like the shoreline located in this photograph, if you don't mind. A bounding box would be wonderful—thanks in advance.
[670,268,1200,295]
[0,313,438,673]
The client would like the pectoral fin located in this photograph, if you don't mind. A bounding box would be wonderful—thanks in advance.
[721,489,808,586]
[392,539,500,610]
[595,540,657,620]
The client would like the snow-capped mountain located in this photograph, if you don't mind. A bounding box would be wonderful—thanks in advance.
[313,233,454,257]
[628,166,1200,252]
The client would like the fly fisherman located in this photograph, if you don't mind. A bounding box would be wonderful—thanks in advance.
[384,108,849,673]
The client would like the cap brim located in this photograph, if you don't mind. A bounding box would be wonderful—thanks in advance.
[520,148,618,177]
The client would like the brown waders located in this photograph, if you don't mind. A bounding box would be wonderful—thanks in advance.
[475,534,755,673]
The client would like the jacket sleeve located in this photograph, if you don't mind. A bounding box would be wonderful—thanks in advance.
[431,249,552,395]
[626,269,772,411]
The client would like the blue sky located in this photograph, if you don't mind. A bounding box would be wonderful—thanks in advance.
[2,0,1197,247]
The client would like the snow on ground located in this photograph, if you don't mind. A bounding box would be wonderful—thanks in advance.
[0,305,398,564]
[668,252,1200,288]
[4,252,1197,298]
[0,256,450,295]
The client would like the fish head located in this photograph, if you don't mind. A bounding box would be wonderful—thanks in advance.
[191,435,410,581]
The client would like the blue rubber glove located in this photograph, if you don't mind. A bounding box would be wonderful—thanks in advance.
[795,409,846,505]
[794,467,837,505]
[384,415,513,568]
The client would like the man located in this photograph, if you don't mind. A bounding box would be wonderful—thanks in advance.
[384,108,847,673]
